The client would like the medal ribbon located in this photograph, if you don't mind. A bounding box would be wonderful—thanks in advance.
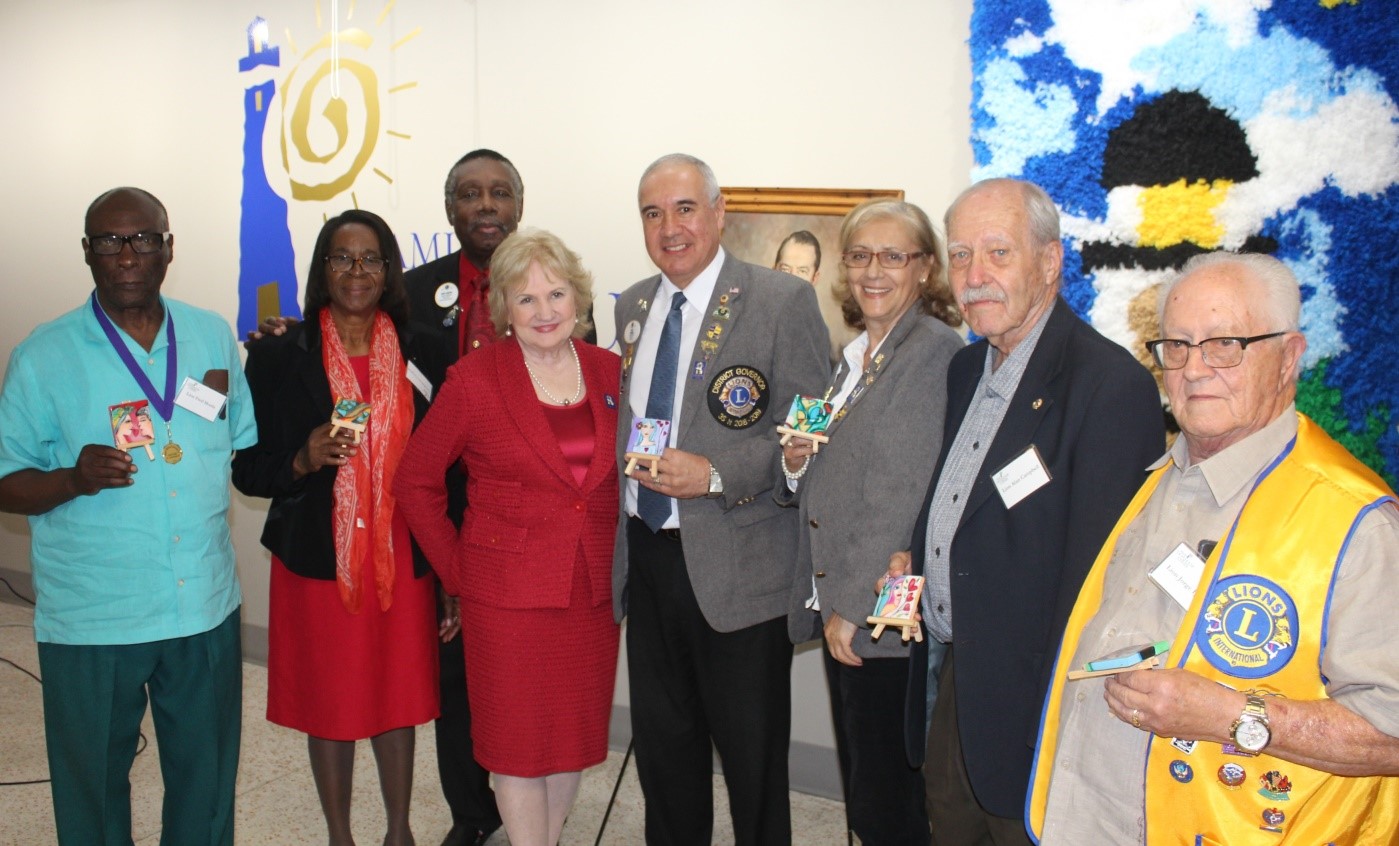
[90,292,177,421]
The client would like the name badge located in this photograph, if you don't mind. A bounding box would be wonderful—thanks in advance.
[1148,541,1206,610]
[405,361,433,401]
[174,377,226,421]
[991,445,1051,508]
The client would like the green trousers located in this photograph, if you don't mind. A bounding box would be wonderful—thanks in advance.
[37,608,242,846]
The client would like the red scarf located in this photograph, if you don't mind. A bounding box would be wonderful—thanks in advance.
[320,308,414,612]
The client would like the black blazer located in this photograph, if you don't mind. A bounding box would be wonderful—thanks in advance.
[902,299,1165,817]
[231,317,450,579]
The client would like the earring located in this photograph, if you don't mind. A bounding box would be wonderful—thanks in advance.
[505,326,513,336]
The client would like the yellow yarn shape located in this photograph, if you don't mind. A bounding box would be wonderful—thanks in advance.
[1136,178,1230,249]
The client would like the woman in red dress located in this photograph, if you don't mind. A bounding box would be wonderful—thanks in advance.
[234,210,447,846]
[395,228,620,846]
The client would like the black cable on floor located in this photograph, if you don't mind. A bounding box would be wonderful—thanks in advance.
[593,739,634,846]
[0,604,150,788]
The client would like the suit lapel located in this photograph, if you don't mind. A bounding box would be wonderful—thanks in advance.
[956,301,1072,529]
[677,256,744,440]
[824,310,921,439]
[617,279,662,416]
[294,323,335,412]
[578,347,618,495]
[496,339,580,490]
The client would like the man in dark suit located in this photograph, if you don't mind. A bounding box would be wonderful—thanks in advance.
[613,153,829,845]
[404,148,523,846]
[892,178,1164,845]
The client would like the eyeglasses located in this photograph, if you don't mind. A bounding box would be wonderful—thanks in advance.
[840,250,927,269]
[87,232,169,255]
[1145,332,1287,370]
[325,254,387,274]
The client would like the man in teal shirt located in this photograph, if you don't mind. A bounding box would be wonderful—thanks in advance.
[0,187,256,844]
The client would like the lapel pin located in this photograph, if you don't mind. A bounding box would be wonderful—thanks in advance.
[1032,398,1043,410]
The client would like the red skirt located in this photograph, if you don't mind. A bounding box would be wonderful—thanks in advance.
[461,545,619,777]
[266,509,439,740]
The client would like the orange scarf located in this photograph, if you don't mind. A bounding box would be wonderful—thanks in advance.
[320,309,414,613]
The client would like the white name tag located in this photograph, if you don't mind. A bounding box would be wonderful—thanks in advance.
[991,445,1052,508]
[1148,541,1207,610]
[406,361,433,402]
[174,377,226,421]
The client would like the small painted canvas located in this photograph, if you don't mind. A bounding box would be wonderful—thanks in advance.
[782,394,833,434]
[872,575,924,621]
[331,397,372,427]
[626,416,671,456]
[109,400,156,449]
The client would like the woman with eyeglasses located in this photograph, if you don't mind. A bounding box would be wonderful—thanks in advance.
[777,199,964,846]
[233,209,449,846]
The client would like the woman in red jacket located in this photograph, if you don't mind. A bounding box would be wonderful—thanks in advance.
[394,228,620,846]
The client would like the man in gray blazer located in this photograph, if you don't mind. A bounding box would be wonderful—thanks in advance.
[613,153,830,845]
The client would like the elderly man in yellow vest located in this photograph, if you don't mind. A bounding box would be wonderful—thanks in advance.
[1027,251,1399,845]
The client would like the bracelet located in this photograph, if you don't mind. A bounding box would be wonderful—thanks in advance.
[783,453,812,482]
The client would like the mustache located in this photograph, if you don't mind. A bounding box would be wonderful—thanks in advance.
[960,285,1006,306]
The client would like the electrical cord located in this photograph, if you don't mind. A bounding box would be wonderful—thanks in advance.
[0,584,149,787]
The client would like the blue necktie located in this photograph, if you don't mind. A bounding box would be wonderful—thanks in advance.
[638,291,686,531]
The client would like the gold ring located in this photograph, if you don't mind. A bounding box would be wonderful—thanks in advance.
[1131,709,1142,728]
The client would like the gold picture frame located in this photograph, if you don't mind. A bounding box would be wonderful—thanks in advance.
[719,187,905,357]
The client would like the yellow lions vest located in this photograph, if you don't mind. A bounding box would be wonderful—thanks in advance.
[1028,414,1399,845]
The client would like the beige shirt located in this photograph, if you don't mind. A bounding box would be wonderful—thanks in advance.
[1040,407,1399,845]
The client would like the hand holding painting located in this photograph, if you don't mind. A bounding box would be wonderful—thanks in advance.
[775,394,832,451]
[867,574,925,643]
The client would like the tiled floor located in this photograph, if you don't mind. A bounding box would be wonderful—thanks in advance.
[0,600,850,844]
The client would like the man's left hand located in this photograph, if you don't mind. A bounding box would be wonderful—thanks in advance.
[1105,667,1242,742]
[630,448,712,499]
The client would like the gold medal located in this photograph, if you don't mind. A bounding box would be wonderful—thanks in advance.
[161,422,182,464]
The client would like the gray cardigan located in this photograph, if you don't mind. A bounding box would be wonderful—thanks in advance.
[780,310,963,658]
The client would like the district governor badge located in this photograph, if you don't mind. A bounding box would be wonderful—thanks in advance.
[707,365,769,429]
[1197,574,1297,679]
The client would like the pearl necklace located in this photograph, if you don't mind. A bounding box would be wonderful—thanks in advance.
[524,339,583,406]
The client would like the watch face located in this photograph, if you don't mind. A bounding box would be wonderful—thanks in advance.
[1235,717,1271,752]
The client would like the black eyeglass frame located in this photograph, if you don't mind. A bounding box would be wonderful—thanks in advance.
[1145,332,1288,370]
[85,232,170,256]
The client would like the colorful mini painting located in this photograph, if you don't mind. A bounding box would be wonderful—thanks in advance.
[626,417,671,456]
[872,575,925,621]
[332,397,372,427]
[782,394,834,435]
[109,400,156,450]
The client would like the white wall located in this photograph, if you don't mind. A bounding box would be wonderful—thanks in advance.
[0,0,973,772]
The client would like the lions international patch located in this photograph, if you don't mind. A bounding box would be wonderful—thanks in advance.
[707,365,769,429]
[1197,575,1297,679]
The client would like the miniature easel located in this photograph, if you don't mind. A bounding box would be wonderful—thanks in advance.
[867,575,925,643]
[330,398,371,444]
[776,426,830,453]
[624,451,661,480]
[867,613,924,643]
[118,436,156,462]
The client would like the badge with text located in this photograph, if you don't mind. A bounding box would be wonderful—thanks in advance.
[707,365,769,429]
[991,444,1052,508]
[175,376,227,422]
[433,282,459,308]
[1148,542,1207,610]
[1197,574,1297,679]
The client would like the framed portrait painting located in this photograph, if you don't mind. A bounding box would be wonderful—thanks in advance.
[720,186,903,358]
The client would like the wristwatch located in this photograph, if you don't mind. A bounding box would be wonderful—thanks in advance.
[707,463,724,498]
[1229,693,1272,753]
